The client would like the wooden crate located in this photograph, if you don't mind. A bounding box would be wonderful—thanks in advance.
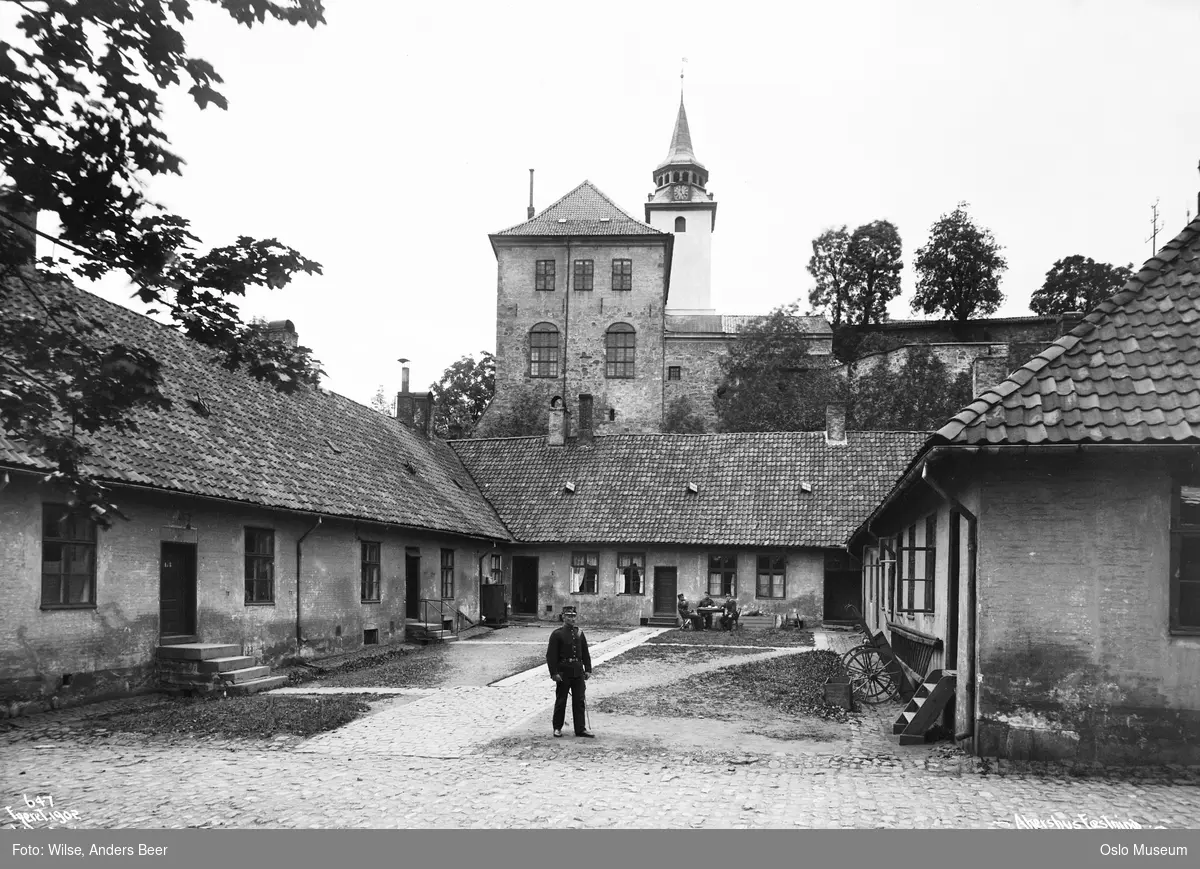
[739,614,777,631]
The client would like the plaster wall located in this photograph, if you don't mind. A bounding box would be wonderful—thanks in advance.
[501,545,825,626]
[0,474,496,710]
[973,453,1200,764]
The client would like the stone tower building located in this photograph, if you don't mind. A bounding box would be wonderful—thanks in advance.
[482,181,674,436]
[645,97,718,315]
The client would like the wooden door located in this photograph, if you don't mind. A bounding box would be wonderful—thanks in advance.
[511,556,538,615]
[405,552,420,619]
[653,566,677,616]
[159,542,196,636]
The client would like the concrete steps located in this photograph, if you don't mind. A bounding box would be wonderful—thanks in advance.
[156,643,284,696]
[405,621,459,645]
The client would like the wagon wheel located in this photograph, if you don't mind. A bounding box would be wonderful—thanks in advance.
[841,644,898,704]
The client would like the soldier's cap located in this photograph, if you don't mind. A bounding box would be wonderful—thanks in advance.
[562,606,578,615]
[677,594,685,599]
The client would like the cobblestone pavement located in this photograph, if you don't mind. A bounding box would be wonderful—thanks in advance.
[2,629,1198,829]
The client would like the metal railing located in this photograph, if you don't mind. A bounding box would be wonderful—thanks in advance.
[417,598,458,640]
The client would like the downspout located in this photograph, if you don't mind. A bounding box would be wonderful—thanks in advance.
[920,461,978,744]
[478,550,489,624]
[295,516,322,652]
[562,238,571,417]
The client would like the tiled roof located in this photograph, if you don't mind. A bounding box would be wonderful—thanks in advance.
[451,431,928,547]
[0,279,509,540]
[937,217,1200,445]
[492,181,666,237]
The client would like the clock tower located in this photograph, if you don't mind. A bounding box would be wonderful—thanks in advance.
[645,95,717,314]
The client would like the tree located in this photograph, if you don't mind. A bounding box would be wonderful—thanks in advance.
[0,1,326,525]
[368,385,391,415]
[479,386,547,438]
[715,303,848,432]
[806,226,853,327]
[850,344,974,431]
[911,202,1008,321]
[846,220,903,326]
[430,352,495,439]
[1029,255,1133,315]
[663,396,707,434]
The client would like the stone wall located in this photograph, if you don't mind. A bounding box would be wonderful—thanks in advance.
[849,343,1010,380]
[488,238,669,436]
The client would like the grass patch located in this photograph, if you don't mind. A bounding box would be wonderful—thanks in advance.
[93,694,374,739]
[647,627,815,648]
[609,645,761,665]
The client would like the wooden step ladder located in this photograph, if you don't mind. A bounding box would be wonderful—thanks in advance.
[892,669,956,745]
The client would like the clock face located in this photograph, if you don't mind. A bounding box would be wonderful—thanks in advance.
[672,184,691,202]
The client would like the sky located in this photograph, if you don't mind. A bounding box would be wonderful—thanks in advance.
[29,0,1200,406]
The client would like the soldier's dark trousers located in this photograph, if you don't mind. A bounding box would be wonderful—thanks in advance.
[553,675,587,734]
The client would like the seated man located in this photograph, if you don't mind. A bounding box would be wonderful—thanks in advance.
[677,594,703,631]
[698,593,715,630]
[720,596,739,631]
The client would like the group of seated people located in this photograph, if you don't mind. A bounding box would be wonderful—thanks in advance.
[677,594,740,631]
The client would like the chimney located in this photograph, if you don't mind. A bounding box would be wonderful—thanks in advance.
[548,397,566,447]
[1056,310,1084,337]
[527,169,535,220]
[972,356,1009,397]
[413,391,434,437]
[824,404,847,446]
[0,190,37,267]
[578,394,594,446]
[395,359,415,424]
[265,319,298,348]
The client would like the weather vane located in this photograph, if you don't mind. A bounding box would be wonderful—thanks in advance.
[680,57,688,93]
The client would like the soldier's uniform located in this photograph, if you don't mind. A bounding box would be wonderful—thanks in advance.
[545,610,593,737]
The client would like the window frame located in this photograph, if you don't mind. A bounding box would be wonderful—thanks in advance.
[605,323,636,379]
[529,323,560,378]
[440,548,455,599]
[708,553,737,597]
[244,527,276,605]
[674,216,686,232]
[667,366,681,381]
[617,552,645,595]
[755,554,786,599]
[360,540,381,603]
[40,503,98,609]
[571,551,599,595]
[535,259,556,291]
[1170,482,1200,635]
[489,553,503,585]
[894,514,936,614]
[573,259,594,291]
[611,258,632,291]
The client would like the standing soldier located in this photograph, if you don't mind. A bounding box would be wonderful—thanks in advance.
[546,606,594,738]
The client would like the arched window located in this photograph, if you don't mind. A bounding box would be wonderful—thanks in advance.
[529,323,560,378]
[605,323,636,379]
[672,171,679,183]
[675,216,686,232]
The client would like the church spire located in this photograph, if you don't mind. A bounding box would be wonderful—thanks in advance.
[656,96,704,173]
